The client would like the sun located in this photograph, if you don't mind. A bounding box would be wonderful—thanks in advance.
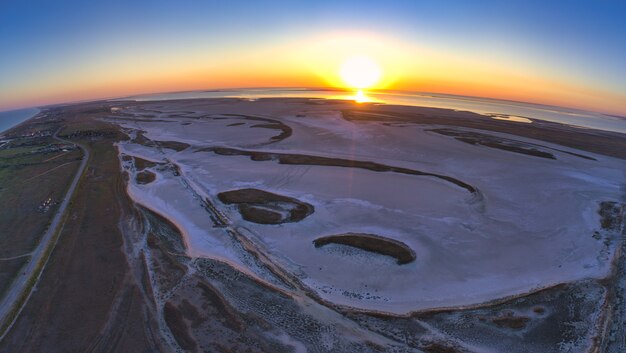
[339,55,381,89]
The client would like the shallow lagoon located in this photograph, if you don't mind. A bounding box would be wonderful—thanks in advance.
[117,88,626,133]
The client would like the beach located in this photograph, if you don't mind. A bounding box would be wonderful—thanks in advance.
[0,108,39,134]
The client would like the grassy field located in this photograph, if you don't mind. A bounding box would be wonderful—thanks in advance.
[1,106,166,352]
[0,257,30,298]
[0,122,82,298]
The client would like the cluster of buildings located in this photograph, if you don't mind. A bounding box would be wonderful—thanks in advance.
[33,143,77,154]
[37,196,59,213]
[18,129,52,138]
[0,128,54,150]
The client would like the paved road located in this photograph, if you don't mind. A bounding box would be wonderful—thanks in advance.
[0,130,89,335]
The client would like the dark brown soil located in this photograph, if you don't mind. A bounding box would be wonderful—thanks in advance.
[0,257,29,298]
[343,107,626,159]
[598,201,624,231]
[196,281,243,332]
[146,233,187,293]
[429,128,557,159]
[140,206,187,253]
[134,156,157,170]
[179,299,206,328]
[532,306,546,314]
[0,109,166,353]
[220,114,292,143]
[164,301,197,352]
[239,204,283,224]
[158,140,190,152]
[134,131,154,146]
[479,140,555,159]
[133,131,189,152]
[135,170,156,184]
[217,188,314,224]
[421,342,466,353]
[250,123,291,141]
[491,313,531,329]
[313,233,416,264]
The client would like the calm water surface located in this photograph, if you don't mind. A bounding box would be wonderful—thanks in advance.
[118,88,626,134]
[0,108,39,134]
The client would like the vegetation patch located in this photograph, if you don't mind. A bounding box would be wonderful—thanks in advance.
[178,299,206,329]
[313,233,416,265]
[429,128,556,159]
[598,201,625,231]
[220,114,293,143]
[249,123,291,141]
[239,204,283,224]
[204,147,477,194]
[158,140,190,152]
[133,131,154,147]
[196,281,243,332]
[421,342,466,353]
[146,233,187,292]
[135,170,156,184]
[139,205,187,253]
[217,188,313,224]
[163,301,198,351]
[490,311,531,330]
[132,131,189,152]
[133,156,157,170]
[532,306,546,314]
[344,108,624,159]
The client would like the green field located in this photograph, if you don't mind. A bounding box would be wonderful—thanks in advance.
[0,122,82,297]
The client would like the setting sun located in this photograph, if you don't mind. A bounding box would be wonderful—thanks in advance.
[339,55,381,89]
[2,2,626,351]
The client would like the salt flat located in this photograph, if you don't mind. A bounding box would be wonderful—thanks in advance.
[108,98,624,314]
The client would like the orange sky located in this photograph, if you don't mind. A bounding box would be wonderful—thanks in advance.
[2,31,625,116]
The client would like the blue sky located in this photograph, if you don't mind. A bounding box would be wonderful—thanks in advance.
[1,0,625,112]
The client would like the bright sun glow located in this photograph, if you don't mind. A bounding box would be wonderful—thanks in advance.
[353,89,369,103]
[340,55,381,89]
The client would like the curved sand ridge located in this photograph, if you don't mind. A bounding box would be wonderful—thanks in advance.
[313,233,416,265]
[202,146,478,195]
[217,188,314,224]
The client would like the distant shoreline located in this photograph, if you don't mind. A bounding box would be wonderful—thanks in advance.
[111,89,626,134]
[0,108,39,135]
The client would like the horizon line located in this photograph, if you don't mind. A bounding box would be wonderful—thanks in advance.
[1,86,624,120]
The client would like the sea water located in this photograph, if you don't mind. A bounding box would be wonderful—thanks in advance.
[117,88,626,134]
[0,108,39,134]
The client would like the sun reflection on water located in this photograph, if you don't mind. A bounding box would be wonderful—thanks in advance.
[354,89,368,103]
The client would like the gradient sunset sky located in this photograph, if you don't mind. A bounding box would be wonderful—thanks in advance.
[1,0,625,115]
